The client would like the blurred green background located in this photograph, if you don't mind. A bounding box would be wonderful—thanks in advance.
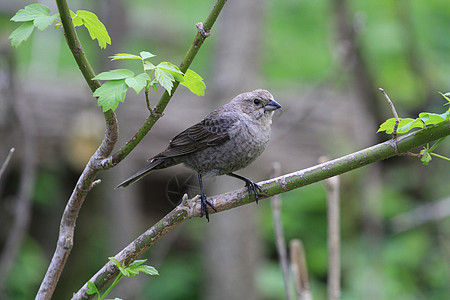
[0,0,449,299]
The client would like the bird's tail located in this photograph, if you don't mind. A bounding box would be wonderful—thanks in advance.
[115,159,164,189]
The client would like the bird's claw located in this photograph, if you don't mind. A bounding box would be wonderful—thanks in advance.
[200,192,216,222]
[244,179,262,204]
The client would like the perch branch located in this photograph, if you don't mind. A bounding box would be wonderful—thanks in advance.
[74,120,450,298]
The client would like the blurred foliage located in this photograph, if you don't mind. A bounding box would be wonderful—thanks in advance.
[1,0,449,299]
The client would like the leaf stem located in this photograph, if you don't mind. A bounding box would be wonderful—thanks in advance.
[98,273,123,300]
[430,152,450,161]
[429,137,446,152]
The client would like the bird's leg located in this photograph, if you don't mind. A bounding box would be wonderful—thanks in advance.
[197,174,217,221]
[227,173,261,203]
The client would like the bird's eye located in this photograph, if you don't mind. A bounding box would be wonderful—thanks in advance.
[253,99,261,105]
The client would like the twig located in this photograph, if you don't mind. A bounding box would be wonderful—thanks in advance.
[0,147,15,181]
[319,156,341,300]
[36,0,119,298]
[37,1,228,299]
[73,121,450,298]
[290,239,312,300]
[145,88,151,111]
[379,88,400,139]
[270,162,291,300]
[100,0,228,169]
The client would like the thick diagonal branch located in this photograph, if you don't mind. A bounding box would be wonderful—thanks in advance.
[74,120,450,299]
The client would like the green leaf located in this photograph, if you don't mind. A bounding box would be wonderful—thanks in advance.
[86,281,100,295]
[155,68,175,95]
[109,53,142,61]
[397,118,424,133]
[108,257,120,267]
[11,4,50,22]
[9,21,34,47]
[133,265,159,276]
[420,148,432,165]
[93,80,128,112]
[75,10,111,49]
[128,259,147,268]
[157,62,184,82]
[11,4,57,32]
[140,51,156,60]
[125,73,150,94]
[419,112,448,125]
[70,10,83,27]
[34,14,58,31]
[92,69,134,81]
[149,79,158,91]
[377,118,425,134]
[181,69,206,96]
[144,61,156,71]
[440,92,450,105]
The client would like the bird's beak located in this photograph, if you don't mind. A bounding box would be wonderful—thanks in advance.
[264,99,282,111]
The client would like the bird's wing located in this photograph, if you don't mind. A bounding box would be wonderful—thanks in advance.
[154,115,239,158]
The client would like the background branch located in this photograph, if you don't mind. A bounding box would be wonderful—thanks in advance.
[0,147,14,181]
[270,162,291,300]
[290,239,312,300]
[320,156,341,300]
[74,120,450,298]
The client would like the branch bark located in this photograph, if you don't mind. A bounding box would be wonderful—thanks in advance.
[73,120,450,299]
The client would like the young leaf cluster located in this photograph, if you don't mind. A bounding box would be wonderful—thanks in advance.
[378,92,450,164]
[9,3,110,48]
[378,93,450,134]
[93,52,206,112]
[87,257,158,300]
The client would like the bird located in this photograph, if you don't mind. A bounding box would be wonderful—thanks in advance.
[116,89,281,221]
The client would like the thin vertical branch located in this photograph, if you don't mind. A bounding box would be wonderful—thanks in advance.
[320,156,341,300]
[0,148,15,181]
[290,239,312,300]
[270,162,291,300]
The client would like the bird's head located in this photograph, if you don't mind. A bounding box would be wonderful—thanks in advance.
[234,89,282,123]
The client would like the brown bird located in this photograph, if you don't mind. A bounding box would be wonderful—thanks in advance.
[116,89,281,220]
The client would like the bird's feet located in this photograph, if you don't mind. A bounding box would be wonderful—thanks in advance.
[200,192,217,222]
[243,178,262,204]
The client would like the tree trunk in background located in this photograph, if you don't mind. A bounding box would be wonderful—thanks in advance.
[203,1,267,299]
